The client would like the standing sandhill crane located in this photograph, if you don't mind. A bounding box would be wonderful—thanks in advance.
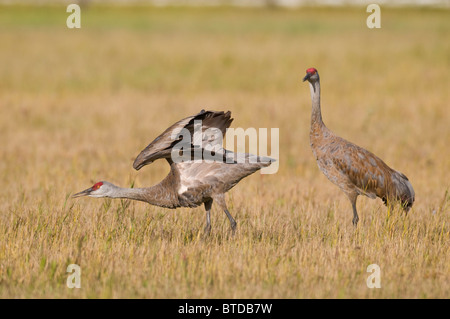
[73,110,274,234]
[303,68,415,226]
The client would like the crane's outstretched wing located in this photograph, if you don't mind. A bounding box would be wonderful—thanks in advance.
[172,153,275,207]
[133,110,233,170]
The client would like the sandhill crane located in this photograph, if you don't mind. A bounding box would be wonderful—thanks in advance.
[303,67,415,226]
[73,110,274,234]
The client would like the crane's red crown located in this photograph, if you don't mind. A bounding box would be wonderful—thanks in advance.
[92,182,103,190]
[306,68,317,75]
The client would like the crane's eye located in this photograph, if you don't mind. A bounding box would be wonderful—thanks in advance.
[92,182,103,190]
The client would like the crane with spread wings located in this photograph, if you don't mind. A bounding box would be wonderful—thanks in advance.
[74,110,275,234]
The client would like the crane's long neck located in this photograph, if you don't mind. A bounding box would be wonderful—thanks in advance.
[309,79,324,128]
[108,183,178,208]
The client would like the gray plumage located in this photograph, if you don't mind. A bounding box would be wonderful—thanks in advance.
[73,110,274,234]
[303,68,415,226]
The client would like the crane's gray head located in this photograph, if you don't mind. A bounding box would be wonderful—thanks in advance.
[302,67,319,83]
[72,181,116,198]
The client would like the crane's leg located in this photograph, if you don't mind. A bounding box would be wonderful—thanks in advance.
[346,192,359,227]
[224,209,237,234]
[214,194,237,234]
[351,200,359,227]
[204,199,213,235]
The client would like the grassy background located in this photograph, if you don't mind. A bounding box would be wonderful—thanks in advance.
[0,5,449,298]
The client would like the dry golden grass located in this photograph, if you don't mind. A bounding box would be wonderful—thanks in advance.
[0,5,449,298]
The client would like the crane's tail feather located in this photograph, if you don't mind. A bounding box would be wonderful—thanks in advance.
[224,151,275,167]
[387,171,415,212]
[256,155,276,165]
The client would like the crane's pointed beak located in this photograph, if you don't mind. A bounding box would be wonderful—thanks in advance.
[72,187,93,198]
[302,73,311,82]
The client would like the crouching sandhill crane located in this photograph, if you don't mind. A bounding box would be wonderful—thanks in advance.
[73,110,274,234]
[303,68,415,226]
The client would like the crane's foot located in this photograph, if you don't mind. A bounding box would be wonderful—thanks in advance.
[204,224,211,236]
[352,216,359,227]
[230,220,237,236]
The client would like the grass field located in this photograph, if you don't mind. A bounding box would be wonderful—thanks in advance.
[0,5,449,298]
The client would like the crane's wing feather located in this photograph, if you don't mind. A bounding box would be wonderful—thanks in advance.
[173,153,274,206]
[332,141,414,207]
[330,139,393,199]
[133,110,233,170]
